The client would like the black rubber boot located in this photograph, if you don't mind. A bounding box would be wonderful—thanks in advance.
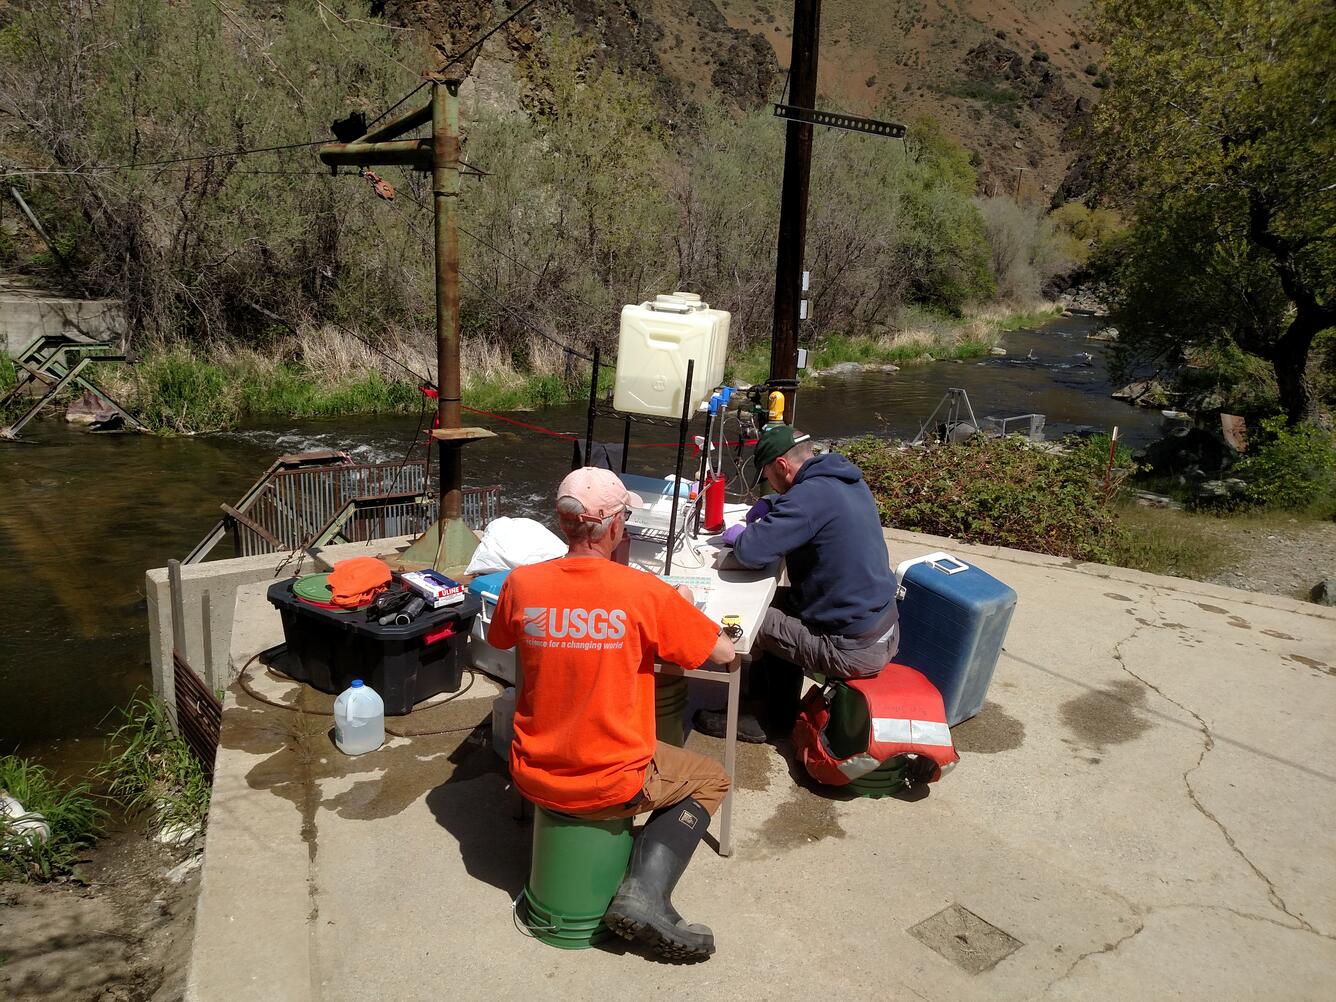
[603,798,715,961]
[692,707,766,743]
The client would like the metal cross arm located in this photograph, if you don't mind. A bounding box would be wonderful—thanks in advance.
[318,138,436,170]
[772,104,907,139]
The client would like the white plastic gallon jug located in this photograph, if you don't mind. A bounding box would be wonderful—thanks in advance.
[333,679,385,755]
[490,686,517,761]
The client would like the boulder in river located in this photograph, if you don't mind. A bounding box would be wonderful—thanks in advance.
[1112,379,1169,407]
[1087,326,1119,342]
[65,389,118,426]
[817,362,863,376]
[1310,580,1336,606]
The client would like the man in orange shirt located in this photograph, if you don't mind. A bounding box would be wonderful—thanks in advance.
[488,467,737,961]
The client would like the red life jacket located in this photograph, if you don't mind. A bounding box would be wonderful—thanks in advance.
[793,662,959,786]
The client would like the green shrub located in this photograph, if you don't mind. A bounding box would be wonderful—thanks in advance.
[1233,417,1336,513]
[843,435,1125,561]
[132,349,236,432]
[100,696,211,837]
[1067,432,1138,476]
[0,755,105,881]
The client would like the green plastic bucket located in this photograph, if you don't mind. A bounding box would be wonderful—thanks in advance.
[655,674,689,747]
[520,808,633,950]
[826,682,910,799]
[846,756,910,798]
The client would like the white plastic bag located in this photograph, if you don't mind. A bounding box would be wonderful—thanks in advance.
[465,517,567,576]
[0,791,51,846]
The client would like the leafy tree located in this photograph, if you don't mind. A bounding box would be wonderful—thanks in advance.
[0,0,422,340]
[1092,0,1336,423]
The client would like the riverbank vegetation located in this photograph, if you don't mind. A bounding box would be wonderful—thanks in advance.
[726,302,1058,386]
[0,2,1076,429]
[98,297,1059,432]
[101,697,212,840]
[0,754,104,881]
[846,435,1126,563]
[845,432,1332,586]
[1,694,209,883]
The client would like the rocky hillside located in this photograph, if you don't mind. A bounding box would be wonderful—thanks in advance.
[391,0,1100,203]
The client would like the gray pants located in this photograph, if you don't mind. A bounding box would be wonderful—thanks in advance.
[757,602,898,681]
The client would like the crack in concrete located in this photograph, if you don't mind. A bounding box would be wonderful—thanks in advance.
[290,687,323,1002]
[1157,902,1326,934]
[1048,916,1148,991]
[1110,590,1333,942]
[1045,898,1327,996]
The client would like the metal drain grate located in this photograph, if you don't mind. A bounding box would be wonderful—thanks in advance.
[908,903,1022,974]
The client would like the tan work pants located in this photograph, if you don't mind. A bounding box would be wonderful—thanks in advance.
[580,741,730,820]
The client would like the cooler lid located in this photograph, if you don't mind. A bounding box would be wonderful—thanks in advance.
[468,570,511,600]
[896,551,969,583]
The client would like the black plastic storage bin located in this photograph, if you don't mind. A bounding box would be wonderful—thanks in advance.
[266,580,481,715]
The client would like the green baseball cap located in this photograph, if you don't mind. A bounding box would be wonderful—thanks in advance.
[751,424,811,485]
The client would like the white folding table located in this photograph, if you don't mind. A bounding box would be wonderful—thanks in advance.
[628,507,780,857]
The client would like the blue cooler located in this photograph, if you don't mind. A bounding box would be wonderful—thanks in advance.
[894,552,1016,726]
[467,571,516,684]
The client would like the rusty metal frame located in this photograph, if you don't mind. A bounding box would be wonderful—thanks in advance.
[187,452,500,563]
[1,334,145,439]
[167,560,221,775]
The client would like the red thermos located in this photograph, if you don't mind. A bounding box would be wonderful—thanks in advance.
[703,474,726,532]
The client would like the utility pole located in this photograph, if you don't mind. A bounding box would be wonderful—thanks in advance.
[319,77,494,571]
[769,0,821,423]
[1013,166,1027,200]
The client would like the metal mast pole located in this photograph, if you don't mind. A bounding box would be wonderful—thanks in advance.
[434,80,463,523]
[319,75,494,572]
[770,0,820,422]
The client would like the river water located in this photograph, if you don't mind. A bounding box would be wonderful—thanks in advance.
[0,314,1159,775]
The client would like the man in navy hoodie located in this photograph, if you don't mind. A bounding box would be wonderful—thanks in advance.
[695,424,899,742]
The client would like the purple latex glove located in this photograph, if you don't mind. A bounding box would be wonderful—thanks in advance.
[719,523,746,547]
[745,497,773,525]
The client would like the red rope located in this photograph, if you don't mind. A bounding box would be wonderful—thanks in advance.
[461,403,578,441]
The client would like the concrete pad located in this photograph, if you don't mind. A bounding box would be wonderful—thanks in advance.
[186,530,1336,1001]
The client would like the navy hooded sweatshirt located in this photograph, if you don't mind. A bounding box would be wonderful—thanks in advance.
[732,451,897,638]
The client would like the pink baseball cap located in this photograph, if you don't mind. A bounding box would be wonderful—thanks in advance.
[557,467,644,522]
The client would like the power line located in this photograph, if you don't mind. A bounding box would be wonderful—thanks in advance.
[362,81,431,133]
[440,0,543,74]
[393,180,605,319]
[456,266,602,366]
[2,167,336,178]
[72,139,329,172]
[363,0,543,131]
[391,186,610,367]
